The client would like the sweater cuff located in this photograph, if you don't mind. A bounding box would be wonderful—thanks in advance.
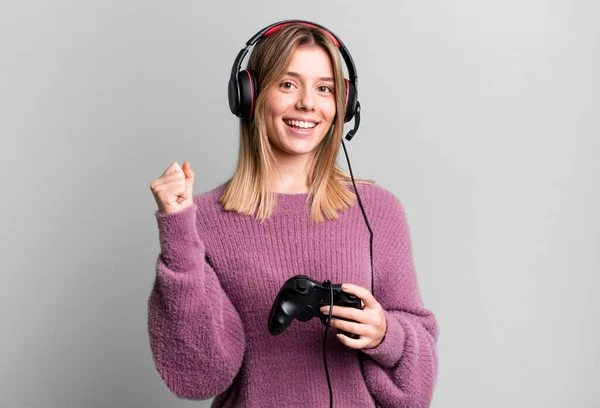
[360,309,405,368]
[155,204,203,272]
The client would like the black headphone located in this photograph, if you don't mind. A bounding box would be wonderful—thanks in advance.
[227,19,361,141]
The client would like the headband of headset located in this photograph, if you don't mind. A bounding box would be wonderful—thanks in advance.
[229,20,357,91]
[227,19,361,134]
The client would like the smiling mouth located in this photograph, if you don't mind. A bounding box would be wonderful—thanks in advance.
[283,119,318,130]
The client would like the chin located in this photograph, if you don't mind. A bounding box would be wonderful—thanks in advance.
[281,148,316,156]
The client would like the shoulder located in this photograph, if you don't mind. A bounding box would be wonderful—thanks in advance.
[351,182,405,214]
[349,182,410,236]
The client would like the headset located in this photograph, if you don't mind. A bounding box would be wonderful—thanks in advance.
[228,19,361,141]
[227,20,377,408]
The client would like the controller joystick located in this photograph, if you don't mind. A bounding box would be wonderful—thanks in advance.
[268,275,362,339]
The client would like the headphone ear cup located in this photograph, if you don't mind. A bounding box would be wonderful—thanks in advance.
[344,79,358,123]
[237,70,258,119]
[228,76,240,116]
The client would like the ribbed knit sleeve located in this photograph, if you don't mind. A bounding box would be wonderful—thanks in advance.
[147,202,246,400]
[359,191,439,408]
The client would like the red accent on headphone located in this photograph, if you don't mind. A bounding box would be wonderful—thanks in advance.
[247,70,255,117]
[263,23,341,47]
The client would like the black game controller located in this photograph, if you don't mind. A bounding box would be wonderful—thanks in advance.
[268,275,363,339]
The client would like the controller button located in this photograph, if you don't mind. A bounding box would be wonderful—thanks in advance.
[296,278,307,291]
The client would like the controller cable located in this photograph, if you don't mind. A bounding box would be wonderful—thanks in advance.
[321,112,377,407]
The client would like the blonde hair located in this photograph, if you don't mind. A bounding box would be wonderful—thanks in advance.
[220,23,375,223]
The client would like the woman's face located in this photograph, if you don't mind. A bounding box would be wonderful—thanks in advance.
[263,45,336,162]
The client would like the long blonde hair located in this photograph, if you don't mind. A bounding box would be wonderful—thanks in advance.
[220,23,374,223]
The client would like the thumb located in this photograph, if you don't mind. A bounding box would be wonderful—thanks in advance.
[182,161,194,183]
[178,161,194,206]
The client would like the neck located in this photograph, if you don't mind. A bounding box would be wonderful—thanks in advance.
[271,151,312,194]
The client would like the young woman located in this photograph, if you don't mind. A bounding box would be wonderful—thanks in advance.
[148,21,438,407]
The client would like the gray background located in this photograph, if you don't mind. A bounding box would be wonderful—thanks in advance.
[1,0,598,407]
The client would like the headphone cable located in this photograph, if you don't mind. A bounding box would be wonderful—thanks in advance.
[321,135,376,408]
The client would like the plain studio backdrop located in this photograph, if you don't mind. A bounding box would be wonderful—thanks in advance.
[1,0,598,407]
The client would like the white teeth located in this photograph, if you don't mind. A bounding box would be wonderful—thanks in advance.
[285,120,316,129]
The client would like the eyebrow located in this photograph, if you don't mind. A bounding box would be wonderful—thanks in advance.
[285,71,334,82]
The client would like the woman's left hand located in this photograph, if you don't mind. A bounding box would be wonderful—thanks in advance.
[320,283,387,350]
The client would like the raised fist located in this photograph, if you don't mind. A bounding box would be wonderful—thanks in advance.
[150,161,195,214]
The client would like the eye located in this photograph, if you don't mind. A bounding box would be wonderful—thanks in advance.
[318,85,333,93]
[280,81,296,90]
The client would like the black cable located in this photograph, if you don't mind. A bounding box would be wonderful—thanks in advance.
[340,138,374,297]
[341,138,378,408]
[320,137,377,408]
[322,281,334,408]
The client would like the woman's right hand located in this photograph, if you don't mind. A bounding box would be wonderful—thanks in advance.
[150,161,195,214]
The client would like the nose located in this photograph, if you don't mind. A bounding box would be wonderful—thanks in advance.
[295,87,315,111]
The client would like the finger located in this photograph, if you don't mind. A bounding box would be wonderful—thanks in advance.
[151,172,186,189]
[329,318,373,338]
[162,171,186,183]
[161,162,183,177]
[321,306,369,325]
[335,332,371,349]
[156,181,187,200]
[342,283,378,309]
